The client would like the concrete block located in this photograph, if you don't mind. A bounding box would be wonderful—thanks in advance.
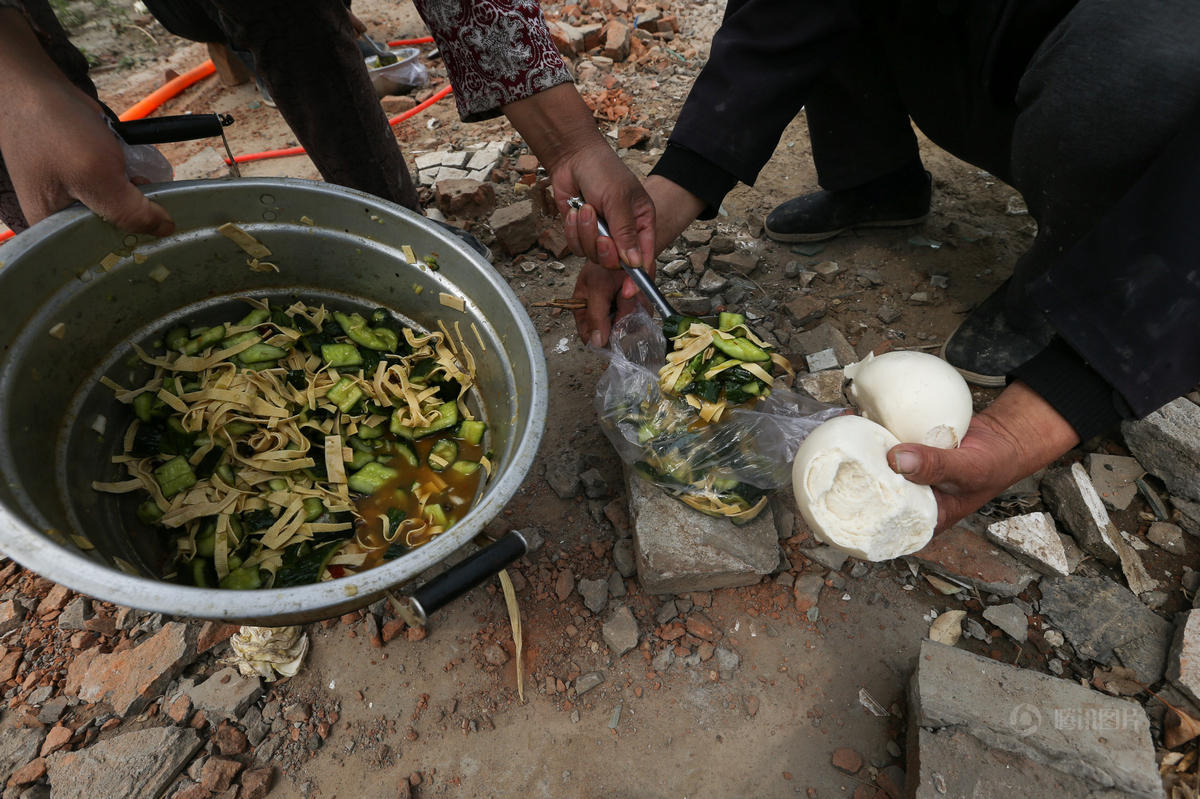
[1167,609,1200,707]
[909,640,1162,799]
[1123,397,1200,503]
[1039,575,1172,684]
[1087,454,1145,511]
[627,469,778,594]
[1041,464,1120,565]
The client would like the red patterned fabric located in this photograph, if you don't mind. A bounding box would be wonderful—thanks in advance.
[413,0,573,121]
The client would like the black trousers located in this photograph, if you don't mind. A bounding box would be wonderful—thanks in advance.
[806,0,1200,335]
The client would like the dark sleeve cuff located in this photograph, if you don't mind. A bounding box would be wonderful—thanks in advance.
[1009,337,1131,441]
[650,143,740,221]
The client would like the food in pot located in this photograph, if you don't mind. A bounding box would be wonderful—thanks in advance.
[93,298,489,589]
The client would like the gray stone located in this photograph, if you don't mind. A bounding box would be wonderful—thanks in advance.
[578,578,608,614]
[792,574,824,612]
[661,259,689,278]
[602,606,639,656]
[796,369,847,405]
[714,646,740,678]
[1148,522,1186,555]
[1058,533,1085,573]
[241,706,268,746]
[1086,454,1145,511]
[0,600,25,637]
[0,717,44,783]
[697,270,729,294]
[965,618,987,641]
[544,451,582,499]
[804,348,839,373]
[607,571,626,599]
[876,304,901,324]
[1039,576,1172,684]
[579,468,610,499]
[56,597,92,631]
[651,649,674,673]
[806,545,849,572]
[709,251,758,276]
[1041,464,1119,565]
[982,603,1028,643]
[575,671,604,696]
[627,469,779,594]
[45,727,203,799]
[37,696,69,725]
[1175,496,1200,537]
[792,322,857,367]
[812,260,840,279]
[183,667,263,720]
[909,640,1162,799]
[655,600,678,625]
[849,562,870,579]
[1168,609,1200,706]
[985,513,1071,577]
[1123,398,1200,503]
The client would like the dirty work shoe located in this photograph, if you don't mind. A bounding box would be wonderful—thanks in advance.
[432,220,493,263]
[941,280,1055,387]
[764,161,932,243]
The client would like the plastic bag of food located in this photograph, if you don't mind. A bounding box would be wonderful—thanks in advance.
[595,310,841,522]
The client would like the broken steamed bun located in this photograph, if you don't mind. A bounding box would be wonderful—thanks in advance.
[792,415,938,560]
[844,351,973,448]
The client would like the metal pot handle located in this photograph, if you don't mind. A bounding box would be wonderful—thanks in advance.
[399,530,528,626]
[113,114,241,177]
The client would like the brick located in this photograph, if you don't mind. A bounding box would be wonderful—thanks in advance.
[72,622,196,717]
[537,226,570,258]
[9,756,46,786]
[831,747,862,774]
[200,756,243,793]
[600,20,631,61]
[434,178,496,218]
[907,525,1035,598]
[36,584,71,617]
[489,200,539,256]
[240,766,274,799]
[616,126,650,149]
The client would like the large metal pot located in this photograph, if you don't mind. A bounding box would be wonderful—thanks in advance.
[0,178,547,624]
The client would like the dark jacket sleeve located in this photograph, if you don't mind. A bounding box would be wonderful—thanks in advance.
[650,0,860,217]
[1023,101,1200,423]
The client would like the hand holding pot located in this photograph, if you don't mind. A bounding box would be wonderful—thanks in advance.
[0,10,173,237]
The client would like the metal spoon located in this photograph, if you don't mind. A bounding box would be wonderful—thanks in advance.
[567,196,676,320]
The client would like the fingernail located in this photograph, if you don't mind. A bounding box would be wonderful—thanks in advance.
[589,331,603,348]
[892,450,920,475]
[624,249,642,268]
[598,239,613,260]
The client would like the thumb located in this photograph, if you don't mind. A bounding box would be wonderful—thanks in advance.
[80,180,175,237]
[887,444,952,488]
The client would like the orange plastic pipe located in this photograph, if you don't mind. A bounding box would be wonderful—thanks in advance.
[229,83,454,165]
[386,36,434,46]
[118,60,217,121]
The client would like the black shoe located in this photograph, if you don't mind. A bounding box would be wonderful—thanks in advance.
[941,280,1055,387]
[432,219,493,263]
[764,162,932,243]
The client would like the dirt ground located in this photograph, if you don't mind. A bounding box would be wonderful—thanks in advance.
[8,1,1111,797]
